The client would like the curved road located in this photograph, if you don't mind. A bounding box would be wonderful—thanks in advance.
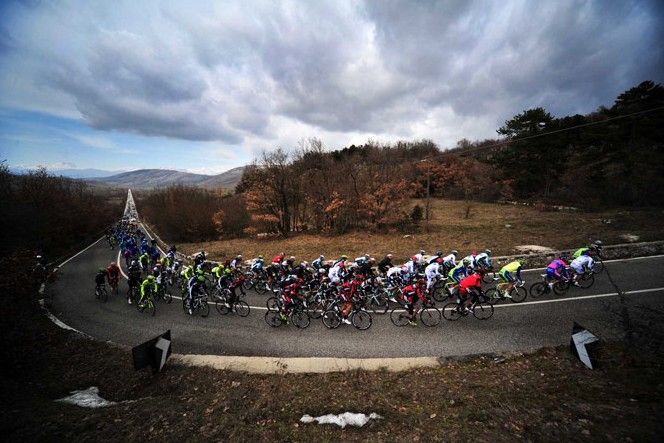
[47,236,664,358]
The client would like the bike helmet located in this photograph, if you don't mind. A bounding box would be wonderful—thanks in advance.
[258,255,264,259]
[98,267,105,273]
[197,275,205,282]
[436,250,443,256]
[147,275,155,281]
[485,249,492,255]
[463,258,471,265]
[593,240,603,248]
[319,255,325,259]
[110,261,116,267]
[131,260,137,266]
[419,250,425,254]
[237,254,243,259]
[386,253,393,259]
[341,254,348,260]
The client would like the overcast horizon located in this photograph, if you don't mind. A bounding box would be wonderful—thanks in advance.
[1,0,662,175]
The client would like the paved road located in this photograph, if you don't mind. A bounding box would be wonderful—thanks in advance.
[48,238,664,358]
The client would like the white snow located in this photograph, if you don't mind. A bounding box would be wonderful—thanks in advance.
[514,245,555,254]
[300,412,382,428]
[55,387,116,408]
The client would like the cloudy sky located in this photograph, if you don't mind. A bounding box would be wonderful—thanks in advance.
[0,0,662,175]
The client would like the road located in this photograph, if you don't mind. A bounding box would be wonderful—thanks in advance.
[48,235,664,358]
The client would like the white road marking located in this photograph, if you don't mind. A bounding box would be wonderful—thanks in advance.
[57,236,105,268]
[522,254,664,273]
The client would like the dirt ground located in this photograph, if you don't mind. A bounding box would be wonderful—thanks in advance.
[178,199,664,262]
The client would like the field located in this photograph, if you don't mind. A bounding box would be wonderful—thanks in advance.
[178,199,664,262]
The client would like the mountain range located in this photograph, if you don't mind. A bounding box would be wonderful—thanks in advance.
[90,167,245,189]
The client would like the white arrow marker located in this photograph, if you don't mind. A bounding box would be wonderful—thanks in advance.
[572,329,599,369]
[155,337,171,372]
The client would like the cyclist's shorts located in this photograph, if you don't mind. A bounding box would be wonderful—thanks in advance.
[500,270,513,283]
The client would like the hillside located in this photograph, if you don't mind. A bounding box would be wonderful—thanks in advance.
[92,167,245,190]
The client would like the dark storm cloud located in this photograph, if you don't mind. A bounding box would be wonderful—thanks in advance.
[1,0,662,146]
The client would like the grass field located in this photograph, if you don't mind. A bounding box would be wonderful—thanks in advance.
[178,199,664,262]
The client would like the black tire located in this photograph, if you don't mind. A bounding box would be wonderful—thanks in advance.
[368,295,389,314]
[420,307,441,327]
[578,272,595,289]
[308,300,325,319]
[162,290,173,304]
[442,302,463,321]
[431,285,448,302]
[216,301,230,315]
[234,301,250,317]
[182,296,189,313]
[553,280,569,295]
[351,310,372,330]
[147,298,156,317]
[264,311,282,328]
[99,288,108,303]
[200,300,210,318]
[510,286,528,303]
[390,308,409,326]
[255,281,269,295]
[529,282,548,298]
[266,296,280,311]
[483,288,499,305]
[481,272,496,284]
[322,310,341,329]
[472,302,494,320]
[594,260,604,274]
[291,310,310,329]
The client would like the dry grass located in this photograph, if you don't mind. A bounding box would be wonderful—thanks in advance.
[178,199,664,262]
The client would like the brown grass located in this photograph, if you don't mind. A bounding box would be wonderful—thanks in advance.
[178,199,664,262]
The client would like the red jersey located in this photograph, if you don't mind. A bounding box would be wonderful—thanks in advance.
[459,274,482,294]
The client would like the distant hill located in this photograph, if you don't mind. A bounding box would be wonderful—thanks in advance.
[10,167,128,178]
[91,167,245,190]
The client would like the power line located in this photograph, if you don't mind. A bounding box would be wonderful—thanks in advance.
[444,105,664,157]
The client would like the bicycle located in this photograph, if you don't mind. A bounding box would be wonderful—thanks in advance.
[108,276,119,295]
[442,292,494,321]
[321,297,373,330]
[95,284,108,303]
[529,273,570,297]
[390,298,441,327]
[264,301,311,328]
[484,280,527,303]
[154,283,173,304]
[214,289,250,317]
[183,289,210,317]
[136,288,156,316]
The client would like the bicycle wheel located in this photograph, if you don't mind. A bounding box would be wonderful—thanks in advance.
[431,285,447,302]
[472,302,494,320]
[199,300,210,317]
[146,298,156,317]
[368,295,389,314]
[182,296,190,313]
[162,290,173,304]
[322,309,341,329]
[483,288,500,305]
[578,273,595,289]
[481,271,496,284]
[100,287,108,303]
[264,311,282,328]
[553,280,570,295]
[390,308,409,326]
[216,300,230,315]
[234,301,250,317]
[420,307,441,327]
[266,296,279,311]
[510,286,528,303]
[255,281,269,295]
[442,302,463,321]
[290,310,310,329]
[529,282,548,298]
[307,299,324,319]
[594,260,604,274]
[351,310,372,330]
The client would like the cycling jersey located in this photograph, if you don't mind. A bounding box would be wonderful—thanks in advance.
[571,255,594,274]
[272,255,285,264]
[405,260,417,275]
[459,273,482,295]
[251,258,264,271]
[95,272,107,285]
[475,253,491,268]
[442,254,456,267]
[140,278,157,297]
[463,255,476,269]
[499,261,522,282]
[311,258,324,270]
[546,259,568,279]
[572,247,590,259]
[107,264,120,278]
[448,263,468,283]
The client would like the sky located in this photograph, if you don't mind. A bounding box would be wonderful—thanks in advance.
[0,0,662,175]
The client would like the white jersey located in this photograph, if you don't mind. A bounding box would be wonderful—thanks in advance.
[405,260,417,275]
[463,255,476,268]
[442,254,456,266]
[328,265,342,283]
[475,252,490,267]
[425,262,441,277]
[386,266,404,278]
[571,255,594,273]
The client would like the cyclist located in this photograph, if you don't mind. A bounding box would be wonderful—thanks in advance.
[95,267,107,294]
[442,250,458,274]
[139,275,157,306]
[475,249,492,270]
[405,256,418,278]
[139,251,150,273]
[328,261,345,285]
[546,255,569,289]
[572,240,603,259]
[186,271,207,314]
[462,252,477,270]
[570,254,594,285]
[424,258,443,292]
[230,254,243,270]
[193,251,207,268]
[279,275,303,321]
[251,255,265,273]
[414,249,426,263]
[458,272,483,313]
[428,251,444,265]
[127,260,141,304]
[354,253,371,267]
[106,261,121,292]
[401,276,427,326]
[448,259,470,285]
[312,255,325,271]
[377,254,394,275]
[498,260,522,298]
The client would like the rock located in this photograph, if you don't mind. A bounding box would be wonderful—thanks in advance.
[403,234,412,239]
[504,224,512,228]
[620,234,639,243]
[514,245,555,254]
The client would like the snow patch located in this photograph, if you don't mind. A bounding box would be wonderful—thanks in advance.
[514,245,555,254]
[300,412,382,428]
[56,387,116,408]
[620,234,640,243]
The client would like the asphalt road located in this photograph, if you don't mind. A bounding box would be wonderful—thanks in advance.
[48,238,664,358]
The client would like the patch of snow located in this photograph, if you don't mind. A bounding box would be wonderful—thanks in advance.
[300,412,382,428]
[620,234,639,243]
[514,245,555,254]
[56,387,116,408]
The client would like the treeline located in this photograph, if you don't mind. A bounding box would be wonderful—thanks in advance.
[141,80,664,242]
[137,186,249,242]
[0,164,123,259]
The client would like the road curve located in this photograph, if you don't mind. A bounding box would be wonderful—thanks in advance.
[48,238,664,358]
